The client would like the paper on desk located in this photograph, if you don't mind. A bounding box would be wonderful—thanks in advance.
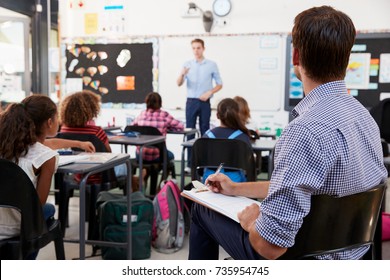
[58,155,90,166]
[75,152,118,163]
[182,180,262,223]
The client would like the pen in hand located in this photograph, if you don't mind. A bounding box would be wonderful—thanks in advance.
[206,163,224,187]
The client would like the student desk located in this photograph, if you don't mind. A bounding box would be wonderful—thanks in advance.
[57,153,132,260]
[180,139,278,188]
[108,135,167,192]
[251,139,278,179]
[168,128,199,142]
[102,126,123,132]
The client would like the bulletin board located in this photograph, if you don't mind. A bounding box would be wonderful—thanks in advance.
[284,33,390,111]
[65,43,153,103]
[158,34,286,111]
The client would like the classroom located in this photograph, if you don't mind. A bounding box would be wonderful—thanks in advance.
[1,0,390,272]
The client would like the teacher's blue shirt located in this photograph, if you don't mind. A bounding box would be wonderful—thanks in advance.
[183,58,222,99]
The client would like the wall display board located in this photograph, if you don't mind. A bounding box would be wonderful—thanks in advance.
[285,33,390,111]
[158,34,286,111]
[65,43,153,104]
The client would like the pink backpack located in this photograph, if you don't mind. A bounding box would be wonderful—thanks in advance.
[383,212,390,241]
[152,180,186,253]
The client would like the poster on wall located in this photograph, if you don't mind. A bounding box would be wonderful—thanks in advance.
[65,43,153,104]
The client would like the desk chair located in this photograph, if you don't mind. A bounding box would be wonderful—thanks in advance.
[370,98,390,143]
[191,138,256,182]
[279,183,386,259]
[0,159,65,259]
[54,132,117,240]
[124,125,174,195]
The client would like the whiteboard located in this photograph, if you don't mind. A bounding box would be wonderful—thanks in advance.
[158,35,286,111]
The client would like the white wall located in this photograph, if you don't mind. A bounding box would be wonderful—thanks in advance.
[59,0,390,159]
[60,0,390,37]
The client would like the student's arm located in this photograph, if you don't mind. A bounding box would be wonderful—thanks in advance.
[199,84,223,101]
[35,156,56,205]
[44,138,95,152]
[177,67,190,86]
[205,173,269,199]
[167,113,184,132]
[238,204,287,259]
[104,142,112,153]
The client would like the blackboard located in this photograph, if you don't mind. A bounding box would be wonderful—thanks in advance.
[284,33,390,111]
[65,43,153,103]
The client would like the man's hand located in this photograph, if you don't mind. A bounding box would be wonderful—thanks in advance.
[205,173,236,195]
[238,203,260,232]
[199,90,213,101]
[181,67,190,76]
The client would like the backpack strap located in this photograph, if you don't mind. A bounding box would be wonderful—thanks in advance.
[166,180,182,213]
[205,130,216,138]
[228,129,243,139]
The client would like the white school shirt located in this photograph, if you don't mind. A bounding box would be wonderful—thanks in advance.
[0,142,58,240]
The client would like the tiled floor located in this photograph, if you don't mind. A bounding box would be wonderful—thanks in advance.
[37,172,390,260]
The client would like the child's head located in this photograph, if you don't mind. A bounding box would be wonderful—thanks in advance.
[233,96,251,125]
[145,92,162,110]
[0,94,58,162]
[216,98,249,134]
[60,90,101,127]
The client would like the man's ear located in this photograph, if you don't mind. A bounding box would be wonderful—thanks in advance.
[292,48,300,66]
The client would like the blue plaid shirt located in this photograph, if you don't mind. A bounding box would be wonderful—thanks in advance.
[256,81,387,259]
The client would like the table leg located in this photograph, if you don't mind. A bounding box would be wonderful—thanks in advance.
[180,146,186,190]
[268,149,274,180]
[139,146,144,193]
[125,159,132,259]
[79,177,87,260]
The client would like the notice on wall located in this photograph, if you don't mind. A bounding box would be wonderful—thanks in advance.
[65,43,153,103]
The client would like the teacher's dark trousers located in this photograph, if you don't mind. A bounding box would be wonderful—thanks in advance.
[188,203,264,260]
[185,98,211,167]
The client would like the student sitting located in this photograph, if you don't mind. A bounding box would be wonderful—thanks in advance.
[58,90,111,185]
[132,91,184,163]
[204,98,251,145]
[131,92,184,194]
[0,95,60,258]
[202,98,252,182]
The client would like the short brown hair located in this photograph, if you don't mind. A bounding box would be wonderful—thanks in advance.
[292,6,356,83]
[191,38,205,48]
[60,90,101,127]
[145,92,162,110]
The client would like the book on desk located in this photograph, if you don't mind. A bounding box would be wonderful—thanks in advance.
[181,180,261,223]
[58,153,118,166]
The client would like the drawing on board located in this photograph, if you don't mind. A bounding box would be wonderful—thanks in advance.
[65,43,153,104]
[345,53,371,89]
[379,53,390,83]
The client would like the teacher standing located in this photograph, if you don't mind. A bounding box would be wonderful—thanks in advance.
[177,38,223,173]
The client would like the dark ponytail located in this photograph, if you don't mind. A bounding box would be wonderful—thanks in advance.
[0,94,57,163]
[217,98,249,136]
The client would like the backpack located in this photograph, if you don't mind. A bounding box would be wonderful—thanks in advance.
[152,179,186,253]
[96,191,153,259]
[203,129,247,183]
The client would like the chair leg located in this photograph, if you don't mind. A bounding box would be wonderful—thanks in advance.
[54,235,65,260]
[87,184,100,241]
[149,166,158,196]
